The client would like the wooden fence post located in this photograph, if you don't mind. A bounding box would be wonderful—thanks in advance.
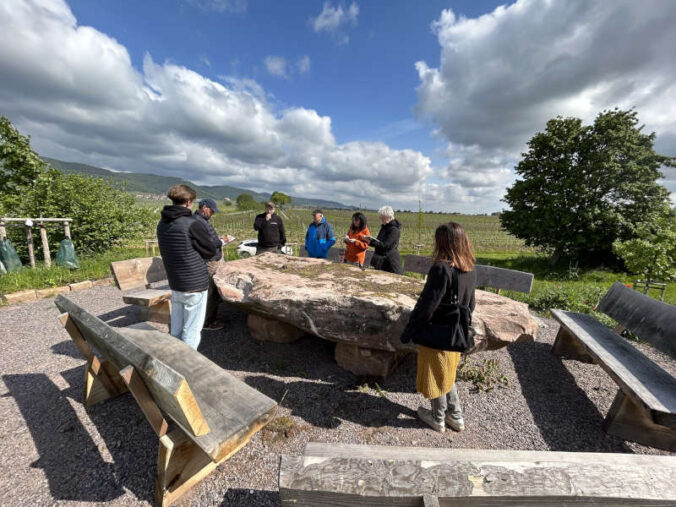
[25,221,36,268]
[63,220,71,239]
[39,221,52,267]
[0,219,6,241]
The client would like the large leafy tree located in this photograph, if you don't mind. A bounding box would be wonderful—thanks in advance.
[270,191,291,207]
[0,116,154,256]
[235,193,257,210]
[501,109,674,264]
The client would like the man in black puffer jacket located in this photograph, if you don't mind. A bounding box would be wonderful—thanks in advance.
[157,185,219,350]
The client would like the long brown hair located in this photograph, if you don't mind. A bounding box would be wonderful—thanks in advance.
[432,222,475,272]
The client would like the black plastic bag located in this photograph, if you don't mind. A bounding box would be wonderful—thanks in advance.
[55,238,79,269]
[0,239,23,272]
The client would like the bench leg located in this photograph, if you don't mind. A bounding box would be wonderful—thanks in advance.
[604,390,676,451]
[552,325,595,363]
[143,300,172,328]
[155,428,221,507]
[83,357,128,406]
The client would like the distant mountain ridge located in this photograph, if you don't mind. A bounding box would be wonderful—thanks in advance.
[43,157,354,209]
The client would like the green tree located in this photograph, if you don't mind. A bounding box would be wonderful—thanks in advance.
[613,210,676,287]
[270,191,291,207]
[0,116,154,257]
[501,109,674,264]
[236,193,257,210]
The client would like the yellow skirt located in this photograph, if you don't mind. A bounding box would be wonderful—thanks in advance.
[416,345,461,399]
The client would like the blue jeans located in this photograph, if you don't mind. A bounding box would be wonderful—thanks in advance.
[170,290,208,350]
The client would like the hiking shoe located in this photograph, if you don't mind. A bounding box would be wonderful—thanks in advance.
[417,406,445,433]
[445,415,465,432]
[203,322,224,330]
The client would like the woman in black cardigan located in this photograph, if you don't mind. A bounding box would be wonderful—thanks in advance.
[366,205,403,274]
[401,222,476,433]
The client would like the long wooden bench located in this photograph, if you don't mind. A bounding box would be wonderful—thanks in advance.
[279,442,676,505]
[552,282,676,450]
[54,295,277,506]
[403,254,534,294]
[111,257,172,326]
[299,245,374,265]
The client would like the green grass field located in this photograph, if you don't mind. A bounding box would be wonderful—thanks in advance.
[2,205,673,310]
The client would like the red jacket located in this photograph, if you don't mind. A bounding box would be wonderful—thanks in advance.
[344,226,370,264]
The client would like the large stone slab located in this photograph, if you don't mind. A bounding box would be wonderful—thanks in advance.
[214,254,537,353]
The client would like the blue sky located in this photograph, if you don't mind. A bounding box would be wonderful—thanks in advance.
[1,0,675,212]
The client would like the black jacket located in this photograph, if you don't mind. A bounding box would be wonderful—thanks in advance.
[369,219,403,274]
[193,210,223,261]
[157,206,219,292]
[254,212,286,247]
[402,262,476,342]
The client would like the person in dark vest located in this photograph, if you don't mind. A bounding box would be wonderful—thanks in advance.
[194,198,235,330]
[253,201,286,255]
[401,222,477,433]
[365,206,403,274]
[157,185,219,350]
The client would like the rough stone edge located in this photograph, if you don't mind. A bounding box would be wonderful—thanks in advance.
[0,276,115,306]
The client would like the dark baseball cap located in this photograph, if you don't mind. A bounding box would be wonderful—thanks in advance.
[199,198,220,213]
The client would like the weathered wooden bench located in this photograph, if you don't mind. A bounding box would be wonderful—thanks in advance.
[54,295,277,506]
[279,442,676,505]
[403,254,534,294]
[552,282,676,451]
[299,245,373,265]
[111,257,172,326]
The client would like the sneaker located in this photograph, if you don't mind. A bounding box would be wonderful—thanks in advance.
[417,406,445,433]
[445,414,465,432]
[202,322,224,330]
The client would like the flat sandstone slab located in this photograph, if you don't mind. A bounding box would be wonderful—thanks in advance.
[214,253,537,352]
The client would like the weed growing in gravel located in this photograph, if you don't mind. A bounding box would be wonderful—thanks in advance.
[457,357,509,393]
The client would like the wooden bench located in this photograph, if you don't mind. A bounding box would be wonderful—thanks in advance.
[279,442,676,505]
[299,246,374,265]
[552,282,676,450]
[403,254,534,294]
[111,257,172,326]
[54,295,277,506]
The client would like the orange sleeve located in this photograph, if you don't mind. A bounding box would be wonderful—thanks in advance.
[352,227,370,252]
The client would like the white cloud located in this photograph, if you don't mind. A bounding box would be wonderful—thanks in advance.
[416,0,676,209]
[297,55,311,75]
[264,55,287,78]
[310,2,359,44]
[0,0,432,210]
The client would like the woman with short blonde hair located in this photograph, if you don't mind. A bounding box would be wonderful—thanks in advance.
[366,206,403,274]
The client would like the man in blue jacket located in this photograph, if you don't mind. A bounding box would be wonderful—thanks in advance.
[305,209,335,258]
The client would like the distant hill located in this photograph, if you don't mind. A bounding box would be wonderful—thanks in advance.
[43,157,354,210]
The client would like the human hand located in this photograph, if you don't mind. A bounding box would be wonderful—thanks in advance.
[265,213,272,221]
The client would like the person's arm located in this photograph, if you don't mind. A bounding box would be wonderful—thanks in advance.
[253,214,266,231]
[352,228,370,252]
[325,223,336,251]
[401,264,448,342]
[378,226,400,252]
[189,220,219,259]
[279,217,286,246]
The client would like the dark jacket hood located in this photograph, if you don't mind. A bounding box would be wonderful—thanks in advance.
[383,219,401,229]
[161,205,193,223]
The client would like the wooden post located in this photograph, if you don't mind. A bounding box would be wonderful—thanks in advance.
[63,220,71,239]
[39,221,51,267]
[25,222,35,268]
[0,219,6,241]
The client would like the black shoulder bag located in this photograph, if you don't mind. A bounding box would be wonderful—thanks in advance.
[409,265,474,352]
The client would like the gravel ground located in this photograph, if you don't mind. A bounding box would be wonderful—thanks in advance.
[1,285,674,506]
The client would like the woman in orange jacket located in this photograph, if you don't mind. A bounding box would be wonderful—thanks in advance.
[343,212,370,266]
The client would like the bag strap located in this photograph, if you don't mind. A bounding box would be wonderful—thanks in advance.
[450,265,459,304]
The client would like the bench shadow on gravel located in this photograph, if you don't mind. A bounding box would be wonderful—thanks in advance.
[508,341,631,453]
[219,488,280,506]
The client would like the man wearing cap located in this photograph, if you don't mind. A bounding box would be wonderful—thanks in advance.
[194,198,234,330]
[253,201,286,255]
[304,209,336,259]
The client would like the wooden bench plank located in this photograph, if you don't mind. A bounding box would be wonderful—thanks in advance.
[551,309,676,421]
[598,282,676,359]
[118,326,277,462]
[279,443,676,506]
[111,256,167,291]
[122,288,171,307]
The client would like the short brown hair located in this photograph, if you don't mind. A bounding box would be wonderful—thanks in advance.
[433,222,475,273]
[167,184,196,205]
[265,201,275,209]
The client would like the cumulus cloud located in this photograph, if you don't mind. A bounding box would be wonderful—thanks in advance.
[263,55,288,78]
[0,0,431,209]
[310,2,359,44]
[416,0,676,208]
[297,55,311,75]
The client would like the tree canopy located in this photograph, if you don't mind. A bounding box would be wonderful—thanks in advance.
[501,109,674,264]
[0,116,154,256]
[270,191,291,207]
[235,193,257,210]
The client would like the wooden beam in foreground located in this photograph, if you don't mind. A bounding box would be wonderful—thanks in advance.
[279,443,676,506]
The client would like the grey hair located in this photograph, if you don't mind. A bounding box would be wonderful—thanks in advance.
[378,206,394,220]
